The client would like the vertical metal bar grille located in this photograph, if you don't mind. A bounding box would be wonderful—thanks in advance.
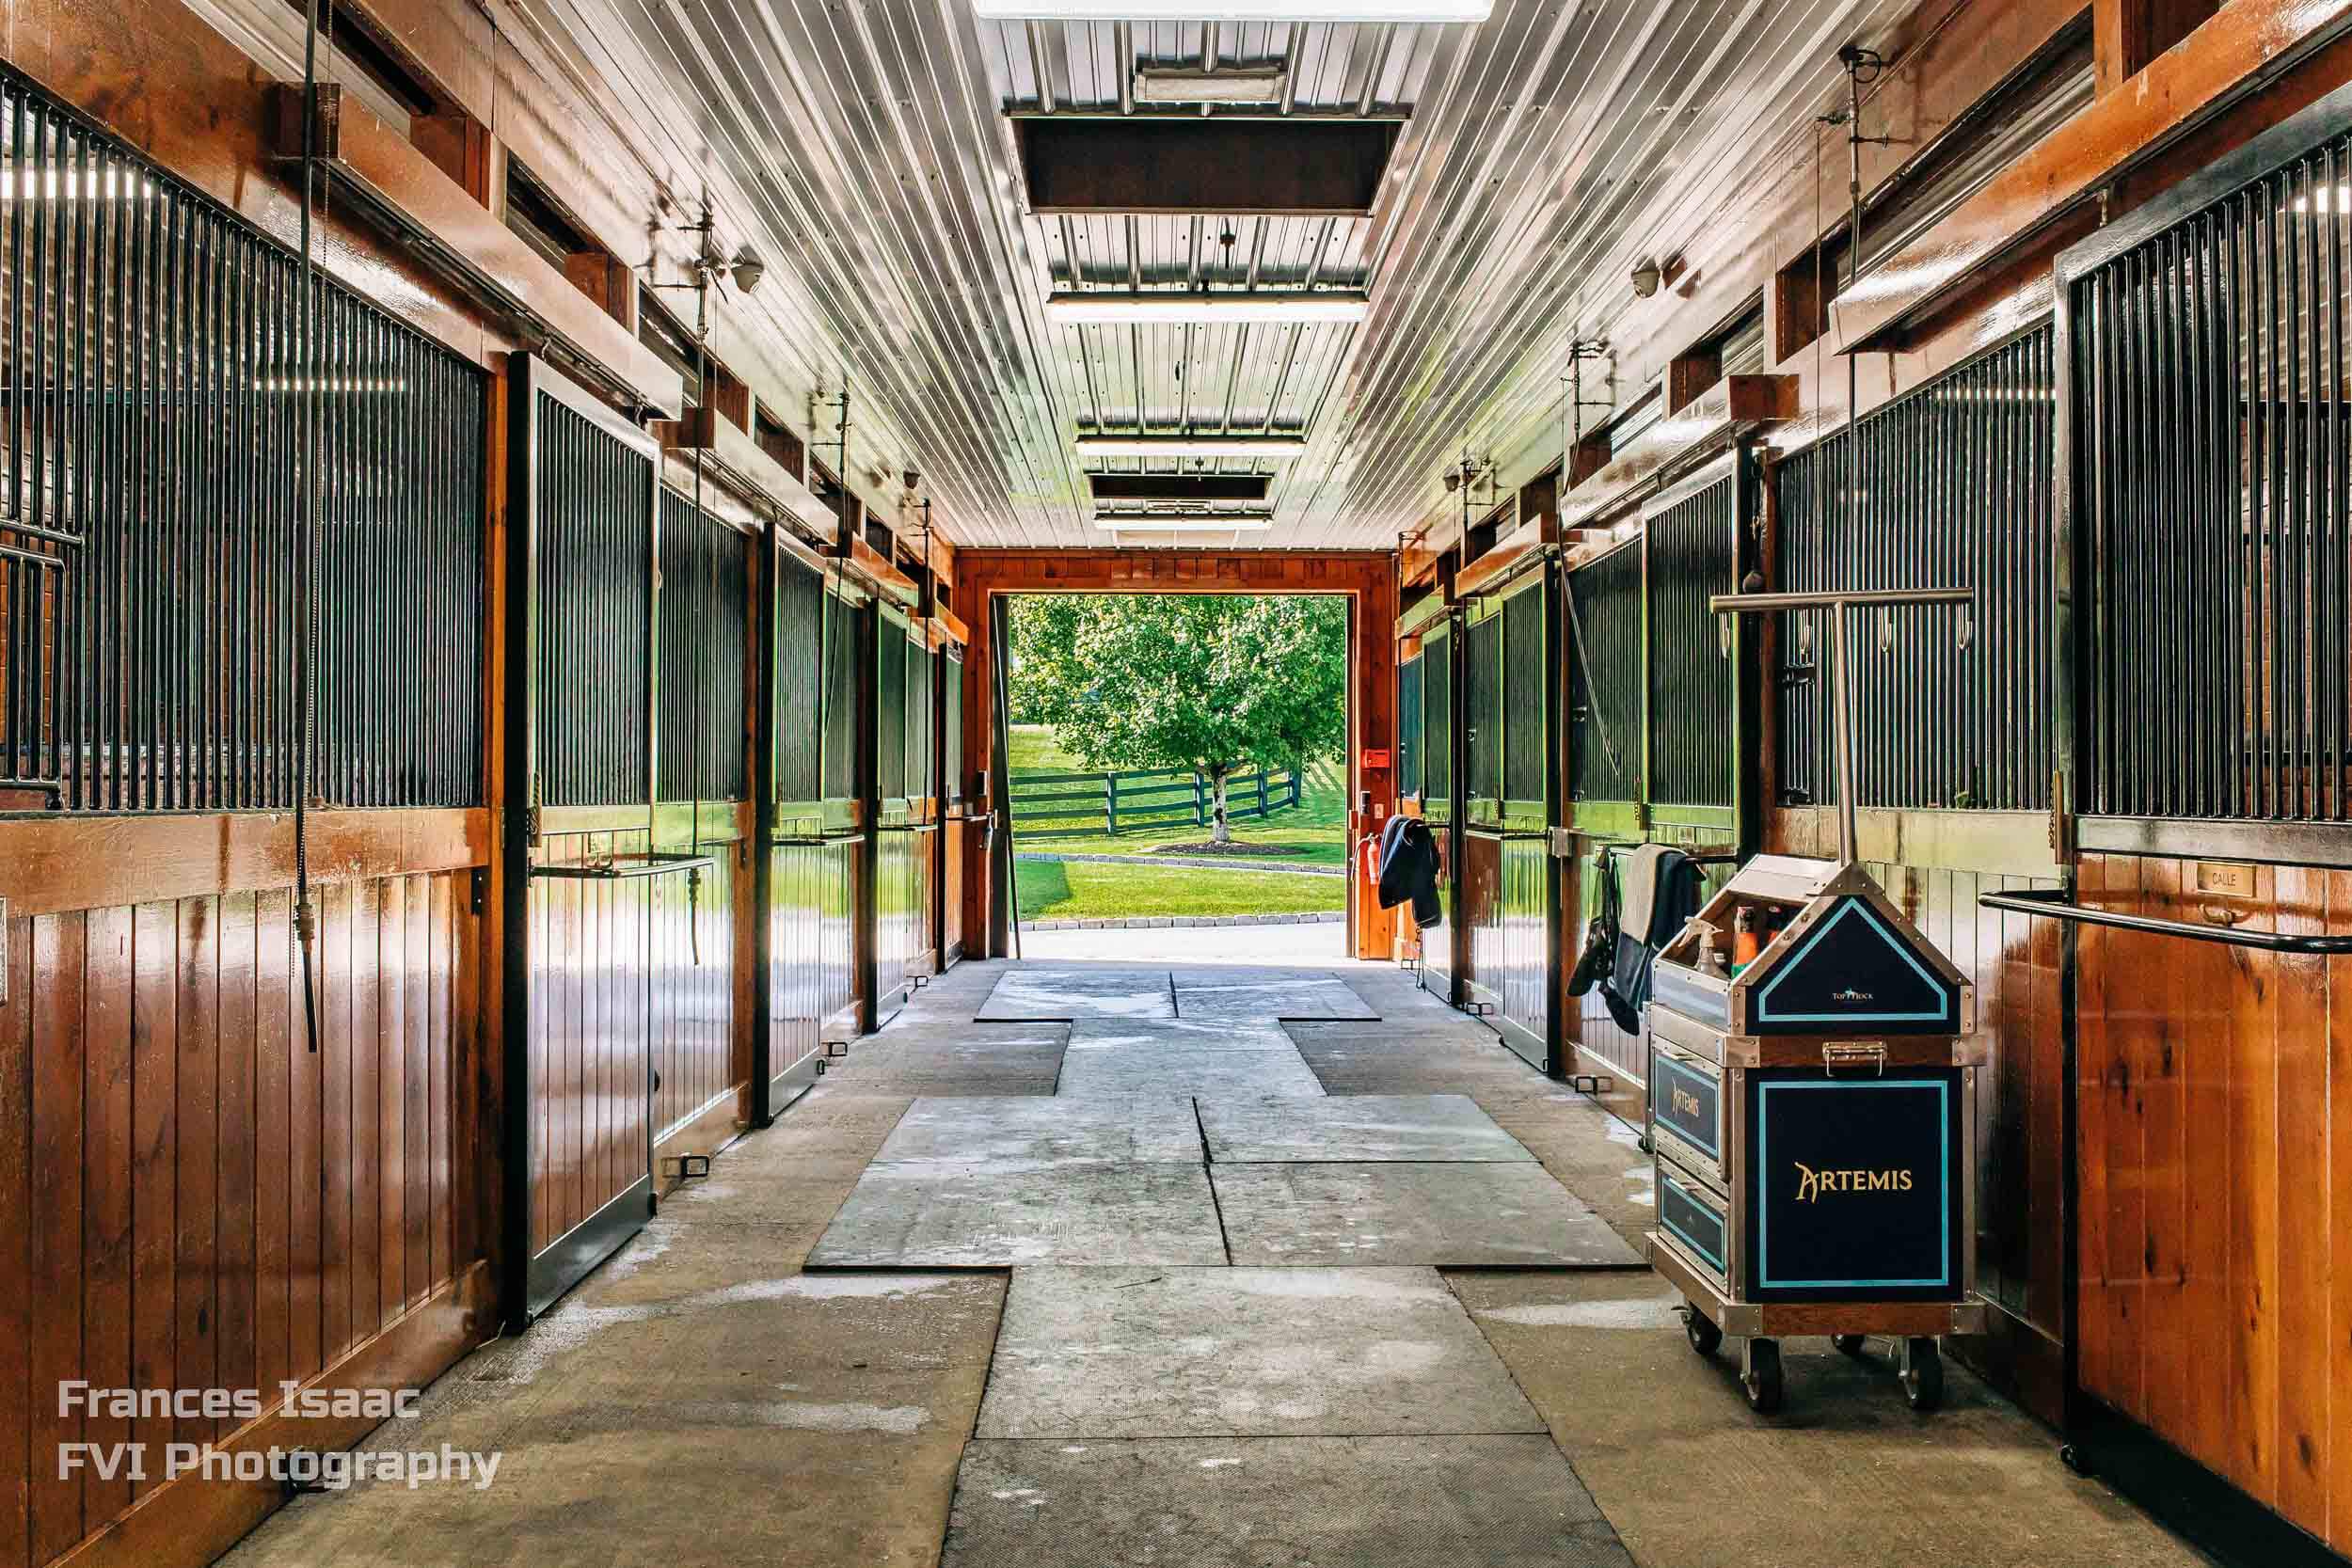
[821,594,858,802]
[656,488,750,802]
[0,69,484,810]
[877,609,908,802]
[1773,325,2057,811]
[1422,625,1454,805]
[2079,127,2351,822]
[907,636,933,803]
[1466,610,1502,801]
[942,648,965,803]
[1645,473,1737,808]
[1397,653,1423,800]
[1501,579,1546,805]
[534,396,652,807]
[1567,542,1642,803]
[774,549,823,805]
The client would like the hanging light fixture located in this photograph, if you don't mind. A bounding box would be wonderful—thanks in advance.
[1074,434,1308,460]
[1045,291,1369,326]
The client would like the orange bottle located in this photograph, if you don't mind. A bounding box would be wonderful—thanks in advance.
[1731,908,1762,973]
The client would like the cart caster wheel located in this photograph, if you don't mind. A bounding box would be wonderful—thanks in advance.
[2058,1444,2093,1478]
[1741,1338,1784,1414]
[1832,1334,1867,1357]
[1637,1133,1653,1154]
[1683,1307,1723,1358]
[1899,1337,1944,1412]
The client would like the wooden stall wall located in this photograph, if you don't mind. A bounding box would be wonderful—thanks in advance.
[0,840,495,1568]
[2073,861,2352,1549]
[2047,78,2352,1558]
[650,486,759,1171]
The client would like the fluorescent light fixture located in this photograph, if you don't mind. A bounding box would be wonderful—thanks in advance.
[1095,513,1276,532]
[1074,434,1309,459]
[1,167,156,201]
[980,0,1486,19]
[1134,67,1287,106]
[1046,291,1370,325]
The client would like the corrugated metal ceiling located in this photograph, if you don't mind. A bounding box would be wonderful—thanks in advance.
[503,0,1918,548]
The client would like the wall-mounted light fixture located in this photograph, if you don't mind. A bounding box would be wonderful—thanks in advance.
[1045,291,1370,326]
[1629,257,1662,298]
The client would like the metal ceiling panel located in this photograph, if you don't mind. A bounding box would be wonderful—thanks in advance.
[507,0,1920,549]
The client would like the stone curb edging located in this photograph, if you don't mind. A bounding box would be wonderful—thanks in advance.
[1026,911,1348,931]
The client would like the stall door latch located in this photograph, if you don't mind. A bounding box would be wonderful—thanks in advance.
[1820,1040,1888,1076]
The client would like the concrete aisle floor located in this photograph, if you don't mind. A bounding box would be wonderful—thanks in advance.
[220,957,2211,1568]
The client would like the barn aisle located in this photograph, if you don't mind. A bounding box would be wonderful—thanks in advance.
[220,959,2201,1568]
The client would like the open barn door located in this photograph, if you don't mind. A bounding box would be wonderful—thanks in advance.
[501,356,692,1326]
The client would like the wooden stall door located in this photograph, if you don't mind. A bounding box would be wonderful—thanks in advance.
[2056,89,2352,1550]
[503,356,666,1325]
[1561,540,1646,1086]
[763,543,845,1114]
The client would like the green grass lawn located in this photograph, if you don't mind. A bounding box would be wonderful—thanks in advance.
[1005,726,1351,866]
[1014,857,1346,922]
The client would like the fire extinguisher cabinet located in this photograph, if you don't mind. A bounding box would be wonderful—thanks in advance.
[1643,852,1990,1415]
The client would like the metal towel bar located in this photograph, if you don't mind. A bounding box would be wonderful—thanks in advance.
[1979,885,2352,955]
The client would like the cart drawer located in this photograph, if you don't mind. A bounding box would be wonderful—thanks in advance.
[1649,1043,1725,1185]
[1742,1067,1966,1304]
[1657,1161,1730,1290]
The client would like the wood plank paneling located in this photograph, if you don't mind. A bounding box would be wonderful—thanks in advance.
[215,896,258,1447]
[128,902,177,1500]
[174,899,219,1450]
[2230,865,2280,1500]
[80,909,134,1530]
[28,914,83,1560]
[2276,866,2330,1534]
[2076,851,2352,1552]
[526,831,656,1257]
[0,865,484,1568]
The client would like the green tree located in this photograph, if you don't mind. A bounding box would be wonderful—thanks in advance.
[1011,594,1346,845]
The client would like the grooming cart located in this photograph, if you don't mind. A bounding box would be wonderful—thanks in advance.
[1644,585,1988,1414]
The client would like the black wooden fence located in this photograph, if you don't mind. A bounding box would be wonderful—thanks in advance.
[1010,765,1303,838]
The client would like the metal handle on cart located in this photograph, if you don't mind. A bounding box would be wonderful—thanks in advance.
[1820,1041,1888,1076]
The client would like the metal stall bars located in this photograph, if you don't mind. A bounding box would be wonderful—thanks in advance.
[1562,537,1644,1080]
[909,612,947,976]
[651,483,755,1179]
[0,67,485,811]
[1417,612,1459,1000]
[1772,329,2055,819]
[502,354,707,1326]
[873,601,926,1023]
[1459,560,1559,1069]
[1994,86,2352,1568]
[939,635,970,967]
[1645,453,1751,849]
[760,531,844,1117]
[821,566,870,1038]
